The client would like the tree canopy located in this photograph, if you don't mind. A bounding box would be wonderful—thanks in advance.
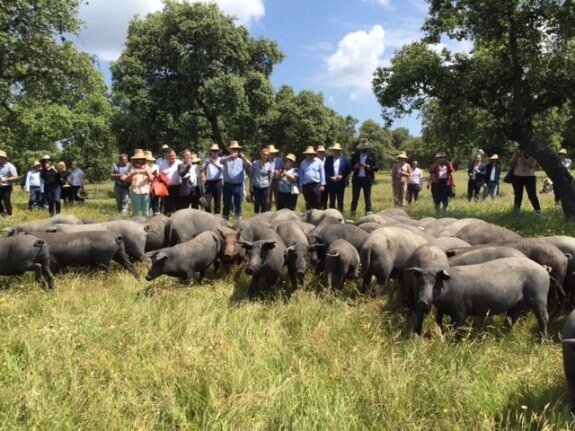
[0,0,115,181]
[111,1,284,156]
[373,0,575,215]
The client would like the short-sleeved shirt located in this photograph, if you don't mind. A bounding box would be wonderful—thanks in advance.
[223,157,247,184]
[203,157,223,181]
[278,168,299,193]
[250,160,273,189]
[69,168,84,186]
[299,157,325,187]
[0,162,17,187]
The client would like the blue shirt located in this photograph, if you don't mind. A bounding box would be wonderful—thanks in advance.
[270,156,284,172]
[299,157,325,187]
[250,160,273,189]
[0,161,17,187]
[223,157,247,184]
[203,156,223,181]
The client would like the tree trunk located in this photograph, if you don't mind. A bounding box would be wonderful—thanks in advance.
[513,120,575,219]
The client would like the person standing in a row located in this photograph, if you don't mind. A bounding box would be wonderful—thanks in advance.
[277,153,299,210]
[249,148,273,214]
[406,160,423,204]
[350,138,379,216]
[509,148,541,214]
[40,155,64,216]
[178,150,203,210]
[69,160,85,205]
[267,145,284,211]
[430,152,454,214]
[111,153,131,213]
[122,149,154,217]
[324,142,351,213]
[202,143,223,215]
[484,154,501,199]
[316,145,328,209]
[391,151,411,207]
[299,146,325,210]
[157,148,182,216]
[0,150,19,217]
[24,161,44,210]
[222,140,251,222]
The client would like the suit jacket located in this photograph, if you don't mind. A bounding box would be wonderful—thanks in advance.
[324,155,351,187]
[467,161,486,186]
[350,150,379,181]
[485,163,501,183]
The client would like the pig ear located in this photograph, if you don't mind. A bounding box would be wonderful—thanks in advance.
[239,241,253,250]
[155,252,168,262]
[439,269,451,280]
[262,241,276,250]
[565,253,573,260]
[406,267,422,277]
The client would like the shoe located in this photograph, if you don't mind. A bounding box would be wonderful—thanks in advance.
[154,212,161,216]
[366,211,373,216]
[535,210,542,216]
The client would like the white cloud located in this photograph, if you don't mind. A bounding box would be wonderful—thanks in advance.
[323,25,386,99]
[75,0,265,62]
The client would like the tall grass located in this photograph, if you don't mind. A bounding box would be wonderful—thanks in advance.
[0,171,574,429]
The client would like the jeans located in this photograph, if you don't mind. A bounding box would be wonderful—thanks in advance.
[433,179,449,211]
[483,181,499,199]
[44,186,61,216]
[406,183,420,203]
[223,182,244,219]
[28,186,44,209]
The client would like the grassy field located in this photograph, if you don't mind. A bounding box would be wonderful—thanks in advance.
[0,171,575,430]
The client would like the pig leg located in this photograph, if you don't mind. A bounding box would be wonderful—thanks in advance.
[113,250,140,280]
[32,263,46,286]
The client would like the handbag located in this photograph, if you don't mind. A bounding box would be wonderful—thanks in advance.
[291,184,300,195]
[503,170,514,184]
[151,177,169,198]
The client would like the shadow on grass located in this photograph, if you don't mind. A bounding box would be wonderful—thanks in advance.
[495,379,574,430]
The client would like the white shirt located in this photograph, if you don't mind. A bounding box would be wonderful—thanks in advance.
[408,167,423,185]
[438,165,448,179]
[333,157,341,177]
[359,153,367,177]
[159,159,182,185]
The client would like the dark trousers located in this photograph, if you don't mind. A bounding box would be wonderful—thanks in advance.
[71,185,84,203]
[150,195,161,214]
[512,176,540,211]
[350,176,372,213]
[177,187,201,210]
[252,186,269,214]
[320,187,328,210]
[44,187,61,216]
[163,185,180,215]
[406,183,420,203]
[467,179,482,201]
[0,185,13,215]
[277,192,298,210]
[268,179,279,210]
[204,180,223,214]
[302,182,322,210]
[61,186,73,204]
[433,179,449,210]
[223,182,244,219]
[327,182,346,212]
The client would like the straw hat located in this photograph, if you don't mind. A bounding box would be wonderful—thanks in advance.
[144,150,155,161]
[559,148,568,156]
[0,150,7,159]
[40,154,52,161]
[228,140,242,150]
[32,160,41,168]
[267,144,279,154]
[284,153,296,163]
[435,152,447,159]
[209,143,221,152]
[397,151,408,159]
[190,153,201,164]
[489,154,499,160]
[131,148,146,160]
[161,144,170,151]
[302,146,316,155]
[316,145,326,153]
[357,138,369,150]
[329,142,343,151]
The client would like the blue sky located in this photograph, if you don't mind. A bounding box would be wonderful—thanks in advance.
[74,0,459,137]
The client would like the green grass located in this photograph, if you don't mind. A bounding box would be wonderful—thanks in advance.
[0,172,574,430]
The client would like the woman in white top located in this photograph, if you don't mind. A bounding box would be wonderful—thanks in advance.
[407,160,423,204]
[509,149,541,213]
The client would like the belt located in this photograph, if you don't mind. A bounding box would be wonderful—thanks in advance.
[302,182,319,187]
[206,179,222,183]
[224,182,243,186]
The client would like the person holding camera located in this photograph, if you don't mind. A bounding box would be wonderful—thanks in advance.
[111,153,131,213]
[221,140,251,222]
[40,155,65,216]
[466,153,486,202]
[430,152,454,215]
[0,150,19,217]
[350,138,379,216]
[277,153,299,210]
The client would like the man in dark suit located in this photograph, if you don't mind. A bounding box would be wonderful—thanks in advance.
[350,138,379,216]
[483,154,501,199]
[324,142,351,213]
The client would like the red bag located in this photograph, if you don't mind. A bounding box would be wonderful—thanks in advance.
[151,175,169,198]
